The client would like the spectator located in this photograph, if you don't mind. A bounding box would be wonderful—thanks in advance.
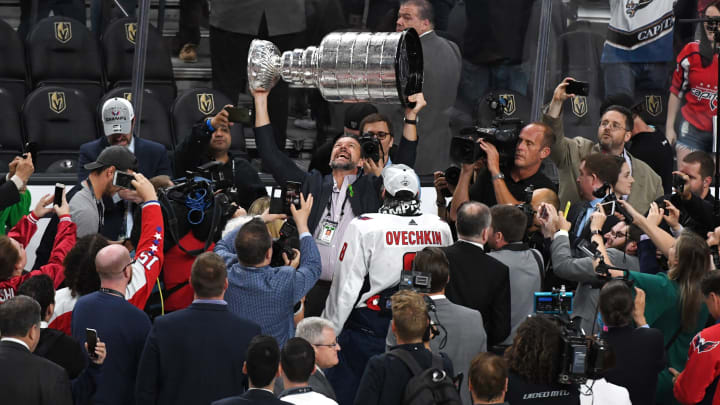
[322,164,452,405]
[355,290,455,405]
[537,203,640,335]
[0,296,73,405]
[0,181,31,235]
[18,0,85,38]
[74,98,171,242]
[609,202,712,405]
[17,275,84,379]
[135,252,262,405]
[505,316,580,404]
[385,247,486,405]
[214,194,320,348]
[70,145,138,237]
[278,337,338,404]
[72,242,152,405]
[468,353,509,405]
[91,0,135,37]
[309,103,379,175]
[433,166,460,224]
[600,0,676,100]
[487,205,543,346]
[209,0,305,150]
[442,201,511,347]
[48,234,109,334]
[174,0,207,62]
[0,192,75,303]
[449,122,557,221]
[174,106,267,210]
[671,270,720,404]
[0,155,34,217]
[667,1,720,162]
[252,87,385,317]
[393,0,461,175]
[603,221,642,256]
[599,281,666,404]
[544,78,664,213]
[276,317,340,400]
[212,335,292,405]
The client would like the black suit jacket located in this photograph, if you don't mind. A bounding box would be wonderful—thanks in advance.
[0,175,20,211]
[135,302,262,405]
[212,388,293,405]
[0,340,73,405]
[34,327,86,379]
[442,241,511,346]
[77,136,172,181]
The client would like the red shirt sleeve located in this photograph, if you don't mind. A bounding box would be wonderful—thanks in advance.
[126,202,164,310]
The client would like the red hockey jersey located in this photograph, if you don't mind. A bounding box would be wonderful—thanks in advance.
[674,322,720,404]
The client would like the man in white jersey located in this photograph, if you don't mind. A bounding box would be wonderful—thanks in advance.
[322,164,452,405]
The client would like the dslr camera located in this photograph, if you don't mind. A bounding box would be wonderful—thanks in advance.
[359,135,382,163]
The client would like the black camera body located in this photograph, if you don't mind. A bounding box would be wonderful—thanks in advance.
[557,327,613,385]
[270,219,300,267]
[399,270,432,293]
[359,135,382,163]
[673,173,686,194]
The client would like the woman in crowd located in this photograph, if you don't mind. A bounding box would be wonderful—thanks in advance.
[666,0,720,162]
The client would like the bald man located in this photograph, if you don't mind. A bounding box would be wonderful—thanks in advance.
[70,172,163,405]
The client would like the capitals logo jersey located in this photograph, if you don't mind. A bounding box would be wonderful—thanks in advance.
[322,212,452,333]
[671,41,718,132]
[674,323,720,404]
[602,0,675,63]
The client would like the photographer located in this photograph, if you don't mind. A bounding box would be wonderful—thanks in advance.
[538,203,640,335]
[173,104,267,210]
[544,78,663,213]
[449,122,556,222]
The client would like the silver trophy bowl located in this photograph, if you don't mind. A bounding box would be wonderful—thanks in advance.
[248,29,423,107]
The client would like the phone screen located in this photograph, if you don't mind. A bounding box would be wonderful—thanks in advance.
[86,328,98,359]
[600,201,615,216]
[285,181,301,212]
[53,183,65,206]
[540,205,549,220]
[225,106,253,125]
[566,80,589,97]
[113,171,135,190]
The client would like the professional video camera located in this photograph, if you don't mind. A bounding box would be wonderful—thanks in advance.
[450,94,523,165]
[515,186,536,229]
[359,134,383,163]
[533,287,613,385]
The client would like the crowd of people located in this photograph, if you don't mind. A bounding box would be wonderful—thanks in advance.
[5,0,720,404]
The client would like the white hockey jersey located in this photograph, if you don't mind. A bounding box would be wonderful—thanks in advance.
[322,212,453,334]
[602,0,676,63]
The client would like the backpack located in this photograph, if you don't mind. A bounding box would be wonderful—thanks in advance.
[388,349,463,405]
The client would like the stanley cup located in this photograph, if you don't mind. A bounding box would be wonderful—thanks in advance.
[247,29,423,106]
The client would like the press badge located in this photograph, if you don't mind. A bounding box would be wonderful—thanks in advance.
[317,219,338,245]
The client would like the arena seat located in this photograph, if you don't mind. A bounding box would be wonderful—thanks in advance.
[26,16,105,108]
[562,93,602,141]
[102,17,176,110]
[100,87,175,151]
[22,87,98,172]
[0,19,28,110]
[555,29,605,99]
[0,88,24,165]
[634,89,669,131]
[171,88,247,155]
[475,89,531,128]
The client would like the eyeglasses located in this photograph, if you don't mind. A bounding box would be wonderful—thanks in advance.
[705,20,719,29]
[313,338,339,348]
[598,120,628,131]
[363,131,390,140]
[609,231,627,239]
[125,259,137,269]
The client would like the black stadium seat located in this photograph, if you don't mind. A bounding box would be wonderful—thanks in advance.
[26,16,105,108]
[22,87,98,172]
[102,17,176,109]
[0,88,24,165]
[0,19,28,110]
[171,88,246,154]
[475,89,531,128]
[100,87,175,151]
[635,89,669,131]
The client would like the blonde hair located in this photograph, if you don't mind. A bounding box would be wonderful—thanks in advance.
[248,196,282,238]
[391,290,428,341]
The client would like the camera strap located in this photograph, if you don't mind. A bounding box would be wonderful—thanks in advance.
[157,188,220,257]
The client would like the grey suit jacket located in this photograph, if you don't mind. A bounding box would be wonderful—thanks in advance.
[274,367,336,401]
[551,234,640,335]
[386,296,486,405]
[209,0,305,36]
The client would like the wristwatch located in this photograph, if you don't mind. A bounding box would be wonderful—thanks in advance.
[590,229,602,236]
[404,117,418,125]
[491,172,505,181]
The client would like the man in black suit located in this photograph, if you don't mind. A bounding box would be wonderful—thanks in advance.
[136,252,262,405]
[0,295,73,405]
[213,335,293,405]
[442,201,511,347]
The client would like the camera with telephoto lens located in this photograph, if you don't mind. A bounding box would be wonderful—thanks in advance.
[359,135,382,163]
[451,94,523,165]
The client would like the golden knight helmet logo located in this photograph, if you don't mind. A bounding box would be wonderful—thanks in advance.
[499,94,516,116]
[123,93,133,102]
[54,21,72,44]
[645,95,662,117]
[572,96,588,118]
[48,91,67,114]
[197,93,215,115]
[125,23,137,44]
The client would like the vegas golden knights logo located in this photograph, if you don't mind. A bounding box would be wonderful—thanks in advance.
[54,22,72,44]
[123,93,132,102]
[499,94,516,116]
[572,96,588,118]
[48,91,66,114]
[197,94,215,115]
[125,23,137,44]
[645,95,662,117]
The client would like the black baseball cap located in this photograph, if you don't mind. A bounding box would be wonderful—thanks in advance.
[344,103,378,131]
[83,145,138,171]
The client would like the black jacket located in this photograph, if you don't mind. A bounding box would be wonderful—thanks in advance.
[35,327,86,379]
[213,389,293,405]
[0,340,73,405]
[442,241,511,347]
[254,124,384,232]
[0,175,20,211]
[135,302,262,405]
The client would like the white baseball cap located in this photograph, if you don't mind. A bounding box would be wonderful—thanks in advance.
[382,164,419,197]
[102,97,134,136]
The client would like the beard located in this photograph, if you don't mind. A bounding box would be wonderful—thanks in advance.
[329,159,356,171]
